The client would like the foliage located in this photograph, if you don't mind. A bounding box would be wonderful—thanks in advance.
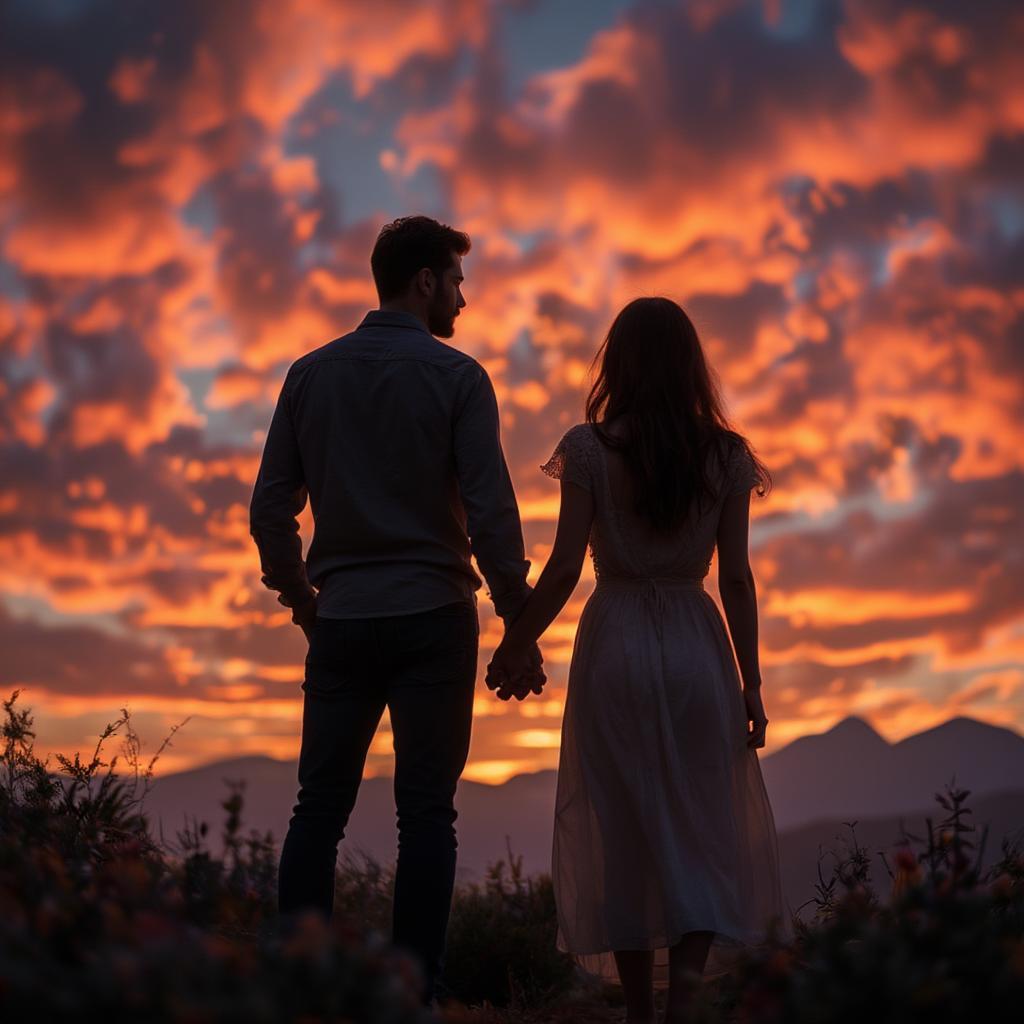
[0,690,431,1023]
[332,846,398,938]
[326,840,582,1011]
[706,779,1024,1023]
[440,841,579,1010]
[3,688,1023,1023]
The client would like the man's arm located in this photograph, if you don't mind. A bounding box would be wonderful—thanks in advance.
[452,364,532,622]
[249,374,317,617]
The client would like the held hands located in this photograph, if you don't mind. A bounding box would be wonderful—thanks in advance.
[486,640,546,702]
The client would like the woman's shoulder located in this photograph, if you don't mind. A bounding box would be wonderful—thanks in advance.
[581,417,630,449]
[564,421,591,437]
[711,426,746,451]
[705,427,748,461]
[710,430,764,495]
[696,428,745,481]
[559,421,600,449]
[541,422,597,487]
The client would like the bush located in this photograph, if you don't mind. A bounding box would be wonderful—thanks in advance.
[440,843,578,1009]
[707,782,1024,1023]
[4,687,1023,1023]
[332,847,398,939]
[328,842,581,1011]
[0,690,432,1023]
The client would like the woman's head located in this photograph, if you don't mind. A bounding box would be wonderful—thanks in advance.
[585,296,769,530]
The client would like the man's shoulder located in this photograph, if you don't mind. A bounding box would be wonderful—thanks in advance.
[418,338,484,376]
[287,331,482,377]
[287,336,346,374]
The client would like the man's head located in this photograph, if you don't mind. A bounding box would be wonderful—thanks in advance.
[370,215,470,338]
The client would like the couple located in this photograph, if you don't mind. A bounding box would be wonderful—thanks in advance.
[250,215,786,1022]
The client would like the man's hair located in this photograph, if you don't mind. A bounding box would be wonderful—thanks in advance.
[370,215,471,302]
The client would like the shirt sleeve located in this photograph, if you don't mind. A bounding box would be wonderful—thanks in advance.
[452,364,532,622]
[540,426,592,492]
[249,373,318,610]
[727,443,759,497]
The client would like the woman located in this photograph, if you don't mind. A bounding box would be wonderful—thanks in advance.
[487,297,789,1024]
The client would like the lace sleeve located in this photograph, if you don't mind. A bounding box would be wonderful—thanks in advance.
[540,426,592,492]
[728,443,759,497]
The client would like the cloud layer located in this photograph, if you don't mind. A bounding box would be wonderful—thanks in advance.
[1,0,1022,777]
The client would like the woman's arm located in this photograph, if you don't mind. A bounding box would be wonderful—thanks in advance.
[490,478,594,678]
[716,487,761,691]
[717,486,770,748]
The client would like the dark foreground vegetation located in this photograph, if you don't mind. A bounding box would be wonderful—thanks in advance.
[1,689,1022,1022]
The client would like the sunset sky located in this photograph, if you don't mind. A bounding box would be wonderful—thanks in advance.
[2,0,1022,783]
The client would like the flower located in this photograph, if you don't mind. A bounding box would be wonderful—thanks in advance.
[894,847,918,873]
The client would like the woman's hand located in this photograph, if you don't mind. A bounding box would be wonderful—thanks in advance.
[744,686,769,749]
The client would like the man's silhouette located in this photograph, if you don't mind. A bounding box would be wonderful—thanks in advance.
[249,215,542,1004]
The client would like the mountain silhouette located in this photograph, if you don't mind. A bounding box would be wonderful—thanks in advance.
[760,713,1024,829]
[138,713,1024,911]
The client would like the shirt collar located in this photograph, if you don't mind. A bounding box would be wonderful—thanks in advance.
[357,309,434,336]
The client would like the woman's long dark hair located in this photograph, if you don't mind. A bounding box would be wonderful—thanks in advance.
[585,296,770,531]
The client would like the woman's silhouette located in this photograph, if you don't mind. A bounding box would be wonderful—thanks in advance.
[488,297,788,1023]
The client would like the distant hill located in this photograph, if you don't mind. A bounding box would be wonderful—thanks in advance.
[139,713,1024,912]
[759,714,1024,829]
[141,759,557,886]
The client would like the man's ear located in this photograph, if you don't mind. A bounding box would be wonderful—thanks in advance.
[415,267,435,297]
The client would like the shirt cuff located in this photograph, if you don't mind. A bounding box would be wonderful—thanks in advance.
[264,576,317,610]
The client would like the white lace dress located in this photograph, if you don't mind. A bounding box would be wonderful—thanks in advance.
[541,423,790,983]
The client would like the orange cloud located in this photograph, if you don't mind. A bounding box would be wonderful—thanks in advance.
[1,0,1022,777]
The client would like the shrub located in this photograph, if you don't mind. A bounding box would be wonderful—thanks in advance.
[328,841,582,1011]
[0,690,431,1023]
[440,843,579,1009]
[709,781,1024,1023]
[332,847,398,939]
[5,687,1023,1023]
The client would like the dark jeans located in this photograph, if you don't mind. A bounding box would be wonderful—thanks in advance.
[277,599,479,1002]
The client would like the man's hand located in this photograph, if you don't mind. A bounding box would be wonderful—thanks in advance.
[291,594,318,642]
[486,641,545,701]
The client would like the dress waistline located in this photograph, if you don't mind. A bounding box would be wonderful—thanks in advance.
[593,577,706,634]
[595,576,705,591]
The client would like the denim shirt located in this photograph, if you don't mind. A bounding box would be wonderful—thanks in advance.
[249,310,532,621]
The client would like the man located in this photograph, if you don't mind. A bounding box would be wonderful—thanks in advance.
[249,214,544,1005]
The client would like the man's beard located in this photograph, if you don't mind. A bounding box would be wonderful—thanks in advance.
[427,300,456,338]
